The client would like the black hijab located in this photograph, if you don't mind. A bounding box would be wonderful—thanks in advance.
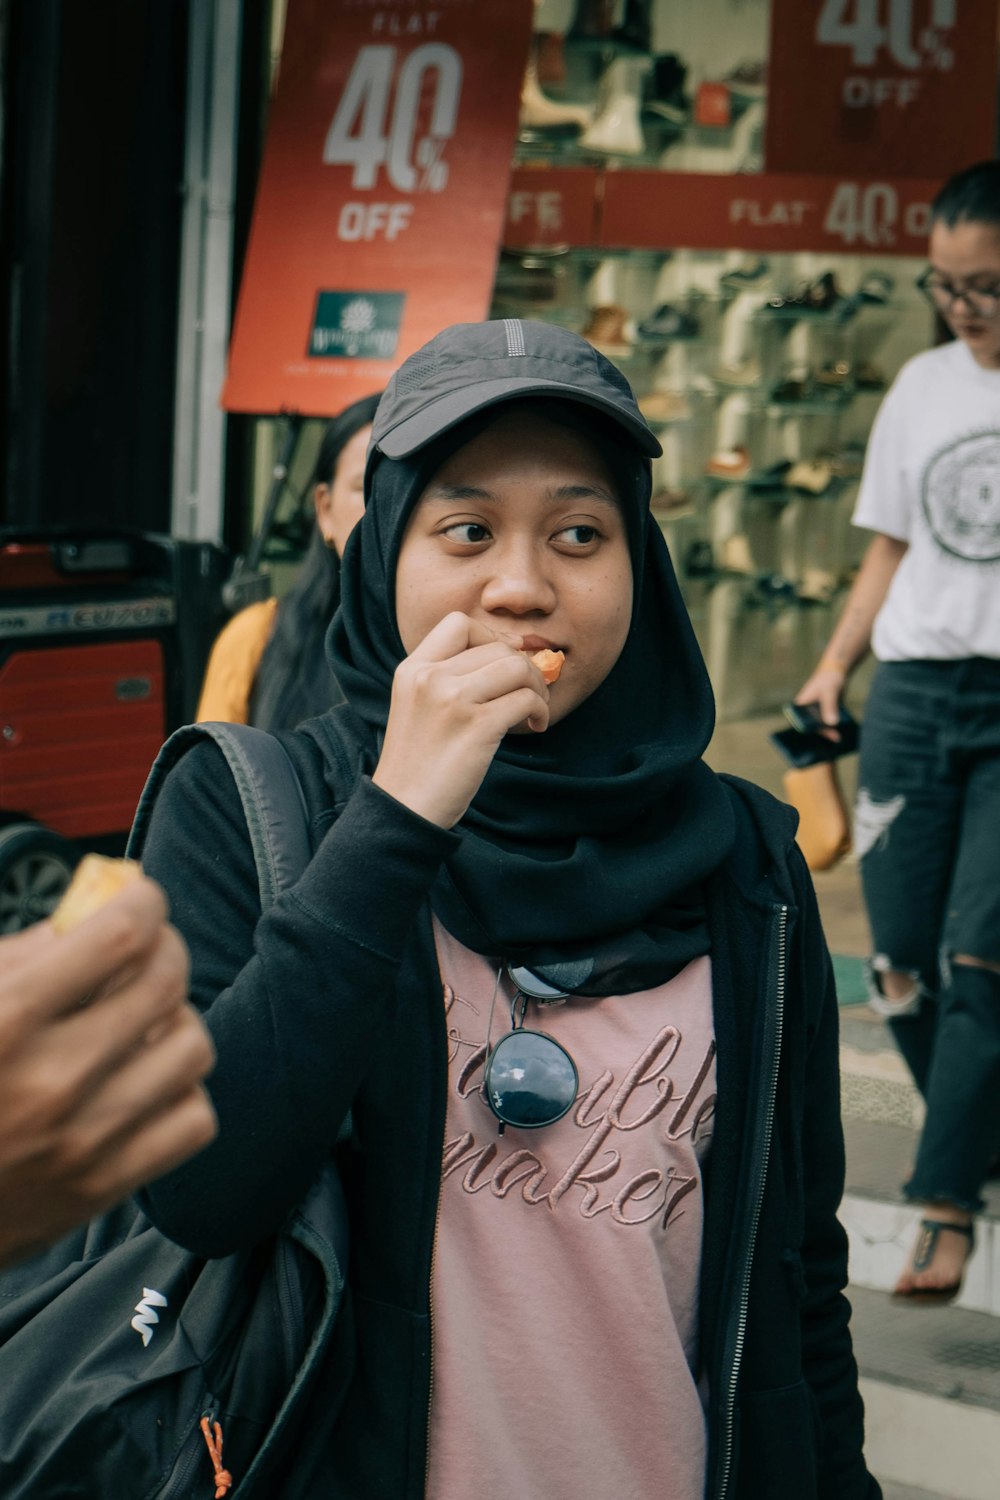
[327,399,734,997]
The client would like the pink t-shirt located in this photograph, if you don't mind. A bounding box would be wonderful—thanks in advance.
[426,919,716,1500]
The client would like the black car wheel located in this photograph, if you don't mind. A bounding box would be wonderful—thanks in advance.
[0,823,80,933]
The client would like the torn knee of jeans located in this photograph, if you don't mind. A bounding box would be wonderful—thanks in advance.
[854,787,907,859]
[865,955,926,1018]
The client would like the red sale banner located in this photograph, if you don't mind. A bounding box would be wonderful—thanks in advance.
[599,171,941,256]
[504,166,601,248]
[221,0,534,415]
[764,0,997,178]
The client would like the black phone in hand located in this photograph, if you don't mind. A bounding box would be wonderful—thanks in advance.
[770,702,859,768]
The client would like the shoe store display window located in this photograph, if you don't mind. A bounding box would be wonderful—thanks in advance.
[492,0,946,720]
[518,0,769,174]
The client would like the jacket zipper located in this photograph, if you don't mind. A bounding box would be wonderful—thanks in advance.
[423,1005,451,1493]
[714,902,788,1500]
[157,1405,217,1499]
[423,1210,442,1493]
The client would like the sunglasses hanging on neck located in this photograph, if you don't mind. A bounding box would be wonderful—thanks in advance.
[481,965,579,1134]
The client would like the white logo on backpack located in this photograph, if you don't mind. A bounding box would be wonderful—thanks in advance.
[131,1287,168,1347]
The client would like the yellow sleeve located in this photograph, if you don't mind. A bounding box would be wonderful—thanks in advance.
[195,597,280,724]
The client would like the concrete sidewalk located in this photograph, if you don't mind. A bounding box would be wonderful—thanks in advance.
[879,1486,964,1500]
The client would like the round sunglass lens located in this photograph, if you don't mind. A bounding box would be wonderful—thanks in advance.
[507,965,569,1002]
[484,1031,578,1128]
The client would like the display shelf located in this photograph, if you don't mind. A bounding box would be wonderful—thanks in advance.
[763,395,853,416]
[630,334,716,352]
[559,36,655,57]
[757,303,862,325]
[754,294,900,324]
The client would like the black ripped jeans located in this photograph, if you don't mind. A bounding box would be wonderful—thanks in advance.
[856,658,1000,1212]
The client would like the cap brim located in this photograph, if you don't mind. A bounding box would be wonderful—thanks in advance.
[375,377,662,460]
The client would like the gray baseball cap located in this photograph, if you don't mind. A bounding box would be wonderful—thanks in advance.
[370,318,662,468]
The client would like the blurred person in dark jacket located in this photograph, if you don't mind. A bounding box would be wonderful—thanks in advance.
[197,394,380,731]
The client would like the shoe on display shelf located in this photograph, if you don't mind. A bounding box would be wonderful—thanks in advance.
[639,389,692,424]
[857,270,894,303]
[746,572,798,610]
[784,459,834,495]
[521,47,593,130]
[516,121,591,159]
[825,269,895,322]
[770,369,814,403]
[719,258,769,290]
[642,53,690,125]
[493,251,570,308]
[581,303,635,356]
[713,357,760,389]
[746,459,793,492]
[650,486,693,516]
[824,442,866,477]
[580,54,648,156]
[706,446,751,481]
[767,270,851,317]
[721,533,756,575]
[734,102,765,175]
[636,302,700,341]
[722,59,768,98]
[682,538,718,579]
[815,359,852,389]
[854,360,886,390]
[796,567,839,604]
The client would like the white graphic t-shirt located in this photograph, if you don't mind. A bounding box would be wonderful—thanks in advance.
[853,339,1000,661]
[426,919,716,1500]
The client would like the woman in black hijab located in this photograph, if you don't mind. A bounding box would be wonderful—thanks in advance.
[140,320,880,1500]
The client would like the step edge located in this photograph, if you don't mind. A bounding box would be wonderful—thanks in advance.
[860,1375,1000,1500]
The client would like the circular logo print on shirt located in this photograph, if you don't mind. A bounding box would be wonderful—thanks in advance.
[922,431,1000,562]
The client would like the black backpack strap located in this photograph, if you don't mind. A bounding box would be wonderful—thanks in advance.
[298,710,367,811]
[127,722,312,911]
[128,723,354,1146]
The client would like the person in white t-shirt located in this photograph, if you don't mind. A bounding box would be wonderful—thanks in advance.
[796,159,1000,1306]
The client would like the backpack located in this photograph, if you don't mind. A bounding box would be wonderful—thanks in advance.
[0,724,351,1500]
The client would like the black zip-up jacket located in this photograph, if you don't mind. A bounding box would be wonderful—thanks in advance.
[140,722,880,1500]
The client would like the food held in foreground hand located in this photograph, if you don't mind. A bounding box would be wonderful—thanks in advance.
[51,855,143,934]
[530,648,565,684]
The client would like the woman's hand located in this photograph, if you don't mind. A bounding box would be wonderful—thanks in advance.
[794,663,847,734]
[793,532,908,737]
[371,613,549,828]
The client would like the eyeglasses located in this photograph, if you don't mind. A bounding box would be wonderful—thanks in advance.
[916,268,1000,320]
[481,964,579,1134]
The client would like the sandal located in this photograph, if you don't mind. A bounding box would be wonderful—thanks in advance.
[892,1218,974,1305]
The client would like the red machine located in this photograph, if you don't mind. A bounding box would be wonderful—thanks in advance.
[0,529,229,931]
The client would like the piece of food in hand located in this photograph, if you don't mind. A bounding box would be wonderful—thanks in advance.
[51,854,143,933]
[530,648,565,684]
